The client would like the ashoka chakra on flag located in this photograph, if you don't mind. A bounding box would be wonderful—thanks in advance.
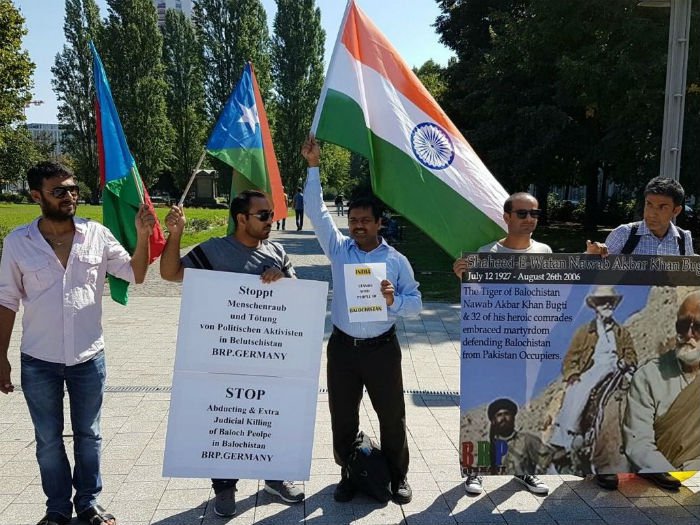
[410,122,455,170]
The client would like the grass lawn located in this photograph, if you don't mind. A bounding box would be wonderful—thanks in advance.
[0,203,230,249]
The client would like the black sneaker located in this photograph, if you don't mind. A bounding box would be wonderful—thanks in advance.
[392,478,412,504]
[514,474,549,495]
[333,475,355,502]
[639,473,682,491]
[595,473,619,490]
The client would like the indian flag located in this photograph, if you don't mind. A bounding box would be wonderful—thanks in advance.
[312,0,508,256]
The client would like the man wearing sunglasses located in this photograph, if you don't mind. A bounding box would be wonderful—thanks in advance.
[0,161,156,525]
[453,192,552,495]
[301,136,422,505]
[586,177,694,491]
[160,190,304,516]
[623,291,700,483]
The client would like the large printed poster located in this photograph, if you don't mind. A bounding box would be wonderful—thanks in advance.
[164,269,328,480]
[460,253,700,477]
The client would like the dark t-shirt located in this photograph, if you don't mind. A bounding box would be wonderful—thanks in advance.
[181,236,295,277]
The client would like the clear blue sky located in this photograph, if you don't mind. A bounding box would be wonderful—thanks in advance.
[15,0,454,124]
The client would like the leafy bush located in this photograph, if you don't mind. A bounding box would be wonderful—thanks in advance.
[601,198,636,226]
[185,216,228,233]
[0,192,27,204]
[547,194,582,221]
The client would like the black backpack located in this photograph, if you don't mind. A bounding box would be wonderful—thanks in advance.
[346,431,392,502]
[621,221,687,255]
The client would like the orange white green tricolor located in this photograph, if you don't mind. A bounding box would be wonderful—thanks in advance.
[311,0,508,256]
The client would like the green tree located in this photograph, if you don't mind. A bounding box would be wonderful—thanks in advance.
[271,0,325,190]
[0,0,34,149]
[436,0,672,229]
[413,59,448,105]
[319,142,350,193]
[100,0,173,187]
[163,9,207,193]
[52,0,102,201]
[0,127,40,186]
[194,0,272,120]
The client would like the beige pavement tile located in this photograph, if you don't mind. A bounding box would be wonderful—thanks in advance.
[1,460,39,478]
[107,498,160,523]
[113,480,169,502]
[0,476,35,496]
[0,502,46,525]
[0,495,15,514]
[10,483,44,504]
[166,478,211,490]
[157,488,210,510]
[125,465,170,482]
[149,508,205,525]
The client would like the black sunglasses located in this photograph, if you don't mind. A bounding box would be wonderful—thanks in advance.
[512,209,542,219]
[676,316,700,341]
[247,210,274,222]
[42,185,80,199]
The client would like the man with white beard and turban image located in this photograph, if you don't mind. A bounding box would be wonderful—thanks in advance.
[623,291,700,491]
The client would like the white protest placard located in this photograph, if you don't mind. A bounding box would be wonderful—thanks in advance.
[343,262,387,322]
[164,371,319,480]
[174,270,327,377]
[163,269,329,480]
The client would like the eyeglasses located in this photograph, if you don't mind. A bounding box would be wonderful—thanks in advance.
[675,316,700,342]
[511,209,542,219]
[247,210,274,222]
[42,185,80,199]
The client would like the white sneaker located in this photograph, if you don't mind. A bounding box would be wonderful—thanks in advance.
[514,474,549,495]
[465,474,484,494]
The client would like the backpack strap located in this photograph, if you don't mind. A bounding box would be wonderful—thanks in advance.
[677,226,687,256]
[620,222,641,254]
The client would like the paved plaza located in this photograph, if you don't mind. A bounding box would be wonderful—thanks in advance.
[1,210,699,525]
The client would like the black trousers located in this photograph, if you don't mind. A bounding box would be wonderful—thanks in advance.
[327,328,409,483]
[295,210,304,229]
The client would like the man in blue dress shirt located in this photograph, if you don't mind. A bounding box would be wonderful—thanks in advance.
[301,135,422,504]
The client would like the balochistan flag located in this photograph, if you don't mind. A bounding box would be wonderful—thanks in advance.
[91,42,166,305]
[312,0,509,257]
[206,62,286,230]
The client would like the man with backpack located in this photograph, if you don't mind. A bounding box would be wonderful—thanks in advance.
[586,177,693,258]
[586,176,693,492]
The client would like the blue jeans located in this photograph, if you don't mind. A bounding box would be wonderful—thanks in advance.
[21,351,106,517]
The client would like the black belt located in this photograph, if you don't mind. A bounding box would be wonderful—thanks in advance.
[332,325,396,348]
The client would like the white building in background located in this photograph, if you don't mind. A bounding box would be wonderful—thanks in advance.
[153,0,192,27]
[26,123,64,159]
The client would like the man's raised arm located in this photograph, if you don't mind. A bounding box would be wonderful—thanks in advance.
[301,134,345,257]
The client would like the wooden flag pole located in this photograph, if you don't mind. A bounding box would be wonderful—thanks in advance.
[178,149,207,207]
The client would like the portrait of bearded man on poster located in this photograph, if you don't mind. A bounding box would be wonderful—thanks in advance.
[624,291,700,473]
[549,286,638,474]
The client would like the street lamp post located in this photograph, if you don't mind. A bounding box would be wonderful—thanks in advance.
[639,0,692,182]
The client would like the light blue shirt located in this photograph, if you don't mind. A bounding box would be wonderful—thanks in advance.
[304,167,422,338]
[605,220,694,255]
